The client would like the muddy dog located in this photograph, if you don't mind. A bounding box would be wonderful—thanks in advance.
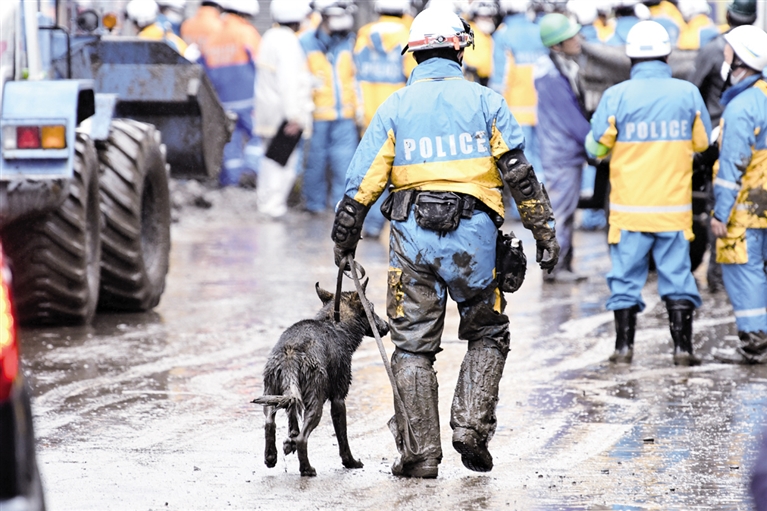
[252,281,389,476]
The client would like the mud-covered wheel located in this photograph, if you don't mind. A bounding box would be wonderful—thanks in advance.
[97,119,170,311]
[2,132,102,325]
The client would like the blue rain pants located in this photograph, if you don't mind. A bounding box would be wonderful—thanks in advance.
[303,118,358,212]
[606,230,701,311]
[220,109,261,187]
[721,228,767,333]
[542,164,582,272]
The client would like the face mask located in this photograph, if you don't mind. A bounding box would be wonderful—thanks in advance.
[720,61,731,83]
[327,14,353,33]
[474,19,495,35]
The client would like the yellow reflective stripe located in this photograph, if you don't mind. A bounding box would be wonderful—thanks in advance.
[598,115,617,148]
[610,203,691,213]
[692,111,709,153]
[490,119,510,159]
[354,129,396,206]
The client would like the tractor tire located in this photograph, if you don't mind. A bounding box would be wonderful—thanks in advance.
[2,132,102,326]
[97,119,170,311]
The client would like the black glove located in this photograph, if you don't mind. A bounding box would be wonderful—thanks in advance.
[536,237,560,273]
[331,196,369,268]
[496,230,527,293]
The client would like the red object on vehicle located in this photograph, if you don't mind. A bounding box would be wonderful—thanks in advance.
[0,248,19,401]
[16,126,41,149]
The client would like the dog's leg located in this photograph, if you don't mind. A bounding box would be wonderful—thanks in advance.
[296,402,323,477]
[264,406,278,468]
[331,398,363,469]
[283,408,299,455]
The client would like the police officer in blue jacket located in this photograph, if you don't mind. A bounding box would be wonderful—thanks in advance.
[331,7,560,478]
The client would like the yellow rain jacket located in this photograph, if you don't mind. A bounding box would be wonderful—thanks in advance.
[587,61,711,242]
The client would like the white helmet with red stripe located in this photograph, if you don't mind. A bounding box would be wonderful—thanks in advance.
[403,7,474,54]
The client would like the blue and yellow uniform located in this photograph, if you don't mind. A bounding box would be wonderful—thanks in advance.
[587,60,711,311]
[203,13,261,186]
[463,22,493,85]
[648,0,686,45]
[138,21,188,54]
[713,76,767,333]
[606,16,640,46]
[301,28,360,212]
[354,15,416,130]
[489,13,547,174]
[342,58,526,353]
[676,13,718,50]
[353,15,415,237]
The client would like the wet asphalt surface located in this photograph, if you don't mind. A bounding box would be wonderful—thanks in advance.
[18,186,767,510]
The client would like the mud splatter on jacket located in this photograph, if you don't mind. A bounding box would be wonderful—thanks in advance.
[713,76,767,263]
[588,60,710,241]
[354,15,415,129]
[343,58,525,217]
[301,28,358,122]
[489,13,547,127]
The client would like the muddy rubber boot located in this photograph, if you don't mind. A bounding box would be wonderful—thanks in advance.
[737,331,767,364]
[608,306,638,364]
[666,299,701,366]
[450,338,508,473]
[388,349,442,478]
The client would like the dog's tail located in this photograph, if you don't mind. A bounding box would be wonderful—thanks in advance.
[252,382,303,415]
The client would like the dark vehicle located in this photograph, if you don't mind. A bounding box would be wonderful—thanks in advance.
[0,244,45,511]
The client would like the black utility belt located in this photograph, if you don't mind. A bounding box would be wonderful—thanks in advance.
[381,189,504,232]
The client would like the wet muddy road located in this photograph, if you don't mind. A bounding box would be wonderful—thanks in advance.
[20,188,767,510]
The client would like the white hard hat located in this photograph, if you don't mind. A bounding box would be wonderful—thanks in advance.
[612,0,638,7]
[499,0,530,13]
[126,0,159,26]
[567,0,597,24]
[724,25,767,72]
[405,7,474,53]
[272,0,313,22]
[156,0,185,9]
[312,0,356,16]
[218,0,260,16]
[375,0,411,14]
[677,0,709,21]
[468,0,498,17]
[625,20,671,58]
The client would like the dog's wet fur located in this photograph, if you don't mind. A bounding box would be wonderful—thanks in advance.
[252,281,389,476]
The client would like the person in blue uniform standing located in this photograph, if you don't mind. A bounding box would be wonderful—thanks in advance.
[586,20,711,366]
[710,25,767,365]
[331,7,560,479]
[534,12,590,282]
[301,0,360,214]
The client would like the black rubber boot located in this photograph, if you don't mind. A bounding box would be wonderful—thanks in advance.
[737,331,767,364]
[666,299,701,366]
[389,349,442,478]
[450,337,508,473]
[609,306,638,364]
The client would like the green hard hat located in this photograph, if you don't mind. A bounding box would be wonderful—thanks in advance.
[728,0,757,25]
[539,13,581,48]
